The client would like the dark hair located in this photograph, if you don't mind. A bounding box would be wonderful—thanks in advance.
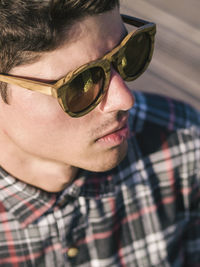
[0,0,119,101]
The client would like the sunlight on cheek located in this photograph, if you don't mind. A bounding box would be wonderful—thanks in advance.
[16,92,66,124]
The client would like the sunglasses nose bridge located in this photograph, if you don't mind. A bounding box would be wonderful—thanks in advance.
[108,52,120,76]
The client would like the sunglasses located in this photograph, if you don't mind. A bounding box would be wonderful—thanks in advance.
[0,14,156,117]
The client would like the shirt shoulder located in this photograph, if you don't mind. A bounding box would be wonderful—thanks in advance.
[117,91,200,192]
[129,91,200,133]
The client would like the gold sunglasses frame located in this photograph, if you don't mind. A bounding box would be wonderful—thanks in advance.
[0,14,156,117]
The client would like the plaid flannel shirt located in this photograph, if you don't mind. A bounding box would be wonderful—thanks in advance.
[0,91,200,267]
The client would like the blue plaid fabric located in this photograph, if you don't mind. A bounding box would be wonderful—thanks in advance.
[0,91,200,267]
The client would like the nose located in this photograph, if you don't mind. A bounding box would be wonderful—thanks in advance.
[98,68,135,113]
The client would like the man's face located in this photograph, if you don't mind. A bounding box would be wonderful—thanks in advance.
[0,8,134,173]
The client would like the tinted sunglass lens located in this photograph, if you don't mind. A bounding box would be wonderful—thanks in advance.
[122,32,151,78]
[65,67,105,113]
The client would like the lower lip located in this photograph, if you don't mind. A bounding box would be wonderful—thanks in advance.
[96,125,129,146]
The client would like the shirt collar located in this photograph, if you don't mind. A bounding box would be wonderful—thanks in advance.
[0,167,116,228]
[0,168,57,228]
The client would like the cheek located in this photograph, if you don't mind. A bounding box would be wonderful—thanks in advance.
[2,91,74,142]
[8,88,69,128]
[17,92,63,123]
[1,88,96,160]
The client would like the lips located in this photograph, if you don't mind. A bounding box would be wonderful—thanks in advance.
[95,115,130,146]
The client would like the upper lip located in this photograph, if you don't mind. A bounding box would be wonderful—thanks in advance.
[96,114,129,140]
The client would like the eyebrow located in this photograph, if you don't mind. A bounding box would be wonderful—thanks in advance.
[49,28,129,83]
[1,23,130,86]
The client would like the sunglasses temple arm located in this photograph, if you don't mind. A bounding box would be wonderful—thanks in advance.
[121,14,150,27]
[0,74,56,97]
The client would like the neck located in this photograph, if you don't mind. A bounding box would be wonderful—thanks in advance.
[0,131,78,192]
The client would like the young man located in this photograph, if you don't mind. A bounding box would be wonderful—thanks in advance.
[0,0,200,266]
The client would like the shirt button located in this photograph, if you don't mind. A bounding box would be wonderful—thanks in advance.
[67,247,79,258]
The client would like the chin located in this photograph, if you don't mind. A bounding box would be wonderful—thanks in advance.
[86,143,128,172]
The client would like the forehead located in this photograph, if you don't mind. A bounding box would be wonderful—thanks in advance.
[10,8,125,80]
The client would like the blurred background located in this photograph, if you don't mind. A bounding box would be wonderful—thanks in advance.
[120,0,200,109]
